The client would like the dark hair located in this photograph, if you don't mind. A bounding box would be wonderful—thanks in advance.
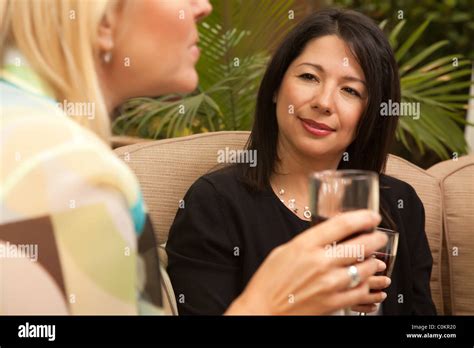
[241,8,400,229]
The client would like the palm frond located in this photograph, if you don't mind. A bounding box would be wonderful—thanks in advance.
[113,5,473,162]
[388,17,473,159]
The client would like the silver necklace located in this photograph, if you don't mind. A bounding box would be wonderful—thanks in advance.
[278,188,312,220]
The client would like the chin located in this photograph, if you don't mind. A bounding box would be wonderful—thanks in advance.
[298,138,336,159]
[174,70,199,94]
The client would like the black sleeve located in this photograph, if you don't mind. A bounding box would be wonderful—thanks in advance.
[137,215,163,309]
[166,177,240,315]
[407,187,437,315]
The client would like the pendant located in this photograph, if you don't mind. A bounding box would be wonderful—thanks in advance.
[303,207,312,219]
[288,199,296,210]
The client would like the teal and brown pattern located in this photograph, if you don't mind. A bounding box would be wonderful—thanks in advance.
[0,49,162,315]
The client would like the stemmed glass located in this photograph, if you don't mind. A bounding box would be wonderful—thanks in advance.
[358,228,399,316]
[372,228,399,279]
[309,170,379,315]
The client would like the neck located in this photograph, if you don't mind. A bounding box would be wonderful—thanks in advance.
[97,62,122,115]
[271,137,342,196]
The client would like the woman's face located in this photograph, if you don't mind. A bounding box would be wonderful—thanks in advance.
[101,0,212,104]
[275,35,368,163]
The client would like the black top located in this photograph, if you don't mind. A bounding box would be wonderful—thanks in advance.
[166,165,436,315]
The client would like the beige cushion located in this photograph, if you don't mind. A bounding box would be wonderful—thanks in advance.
[114,131,250,245]
[385,155,444,314]
[428,155,474,315]
[114,131,445,314]
[160,264,177,315]
[114,132,248,315]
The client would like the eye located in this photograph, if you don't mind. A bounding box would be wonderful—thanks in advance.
[298,73,319,82]
[342,87,361,98]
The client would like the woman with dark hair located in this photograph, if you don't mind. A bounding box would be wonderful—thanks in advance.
[166,8,436,315]
[1,0,386,316]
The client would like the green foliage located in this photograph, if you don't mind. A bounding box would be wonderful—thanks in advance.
[386,18,473,159]
[113,0,473,160]
[331,0,474,60]
[113,0,302,138]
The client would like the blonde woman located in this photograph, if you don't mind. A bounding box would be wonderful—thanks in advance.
[0,0,387,315]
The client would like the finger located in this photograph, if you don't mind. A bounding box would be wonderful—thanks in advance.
[329,258,379,292]
[367,275,391,291]
[351,304,379,313]
[306,210,381,247]
[339,231,388,261]
[331,281,371,310]
[333,285,387,310]
[355,291,388,305]
[325,232,388,267]
[375,259,387,273]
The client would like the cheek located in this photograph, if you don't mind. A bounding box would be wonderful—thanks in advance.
[276,79,309,124]
[151,4,197,93]
[336,100,365,142]
[143,2,191,63]
[276,94,296,133]
[117,1,197,95]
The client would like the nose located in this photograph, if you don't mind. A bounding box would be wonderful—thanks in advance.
[192,0,213,22]
[310,86,334,116]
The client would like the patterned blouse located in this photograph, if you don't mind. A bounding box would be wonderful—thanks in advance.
[0,49,163,314]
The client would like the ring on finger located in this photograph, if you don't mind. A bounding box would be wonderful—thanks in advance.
[347,265,361,289]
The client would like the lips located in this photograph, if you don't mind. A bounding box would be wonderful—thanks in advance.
[298,117,335,137]
[189,44,200,60]
[189,33,200,48]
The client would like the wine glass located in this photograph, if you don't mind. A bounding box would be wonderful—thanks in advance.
[355,228,399,316]
[372,228,399,278]
[310,170,379,224]
[309,170,379,315]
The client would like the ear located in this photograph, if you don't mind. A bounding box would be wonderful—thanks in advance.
[97,8,118,52]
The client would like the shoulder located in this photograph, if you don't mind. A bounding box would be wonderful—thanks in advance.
[380,174,425,231]
[190,165,247,196]
[2,81,137,187]
[1,82,144,230]
[380,173,422,203]
[181,165,258,214]
[1,80,106,157]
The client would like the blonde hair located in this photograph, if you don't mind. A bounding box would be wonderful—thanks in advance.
[0,0,115,143]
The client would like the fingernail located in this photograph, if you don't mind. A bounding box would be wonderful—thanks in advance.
[381,292,387,300]
[377,260,386,271]
[370,212,381,222]
[385,277,391,286]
